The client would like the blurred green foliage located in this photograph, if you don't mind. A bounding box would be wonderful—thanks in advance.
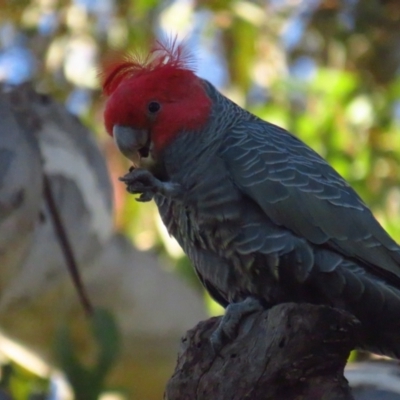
[1,0,400,398]
[56,309,121,400]
[0,363,48,400]
[0,309,122,400]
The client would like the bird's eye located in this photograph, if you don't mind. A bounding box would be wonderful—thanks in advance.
[148,101,161,113]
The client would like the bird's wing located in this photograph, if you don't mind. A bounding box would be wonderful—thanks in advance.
[220,119,400,280]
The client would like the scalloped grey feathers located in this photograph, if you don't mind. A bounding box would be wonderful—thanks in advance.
[153,80,400,358]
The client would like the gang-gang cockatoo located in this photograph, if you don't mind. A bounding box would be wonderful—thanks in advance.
[102,41,400,358]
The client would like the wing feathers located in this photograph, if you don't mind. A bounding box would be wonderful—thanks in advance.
[221,119,400,280]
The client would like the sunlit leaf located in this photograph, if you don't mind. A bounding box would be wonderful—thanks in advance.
[56,308,120,400]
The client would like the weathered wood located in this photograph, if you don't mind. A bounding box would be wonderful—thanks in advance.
[165,303,360,400]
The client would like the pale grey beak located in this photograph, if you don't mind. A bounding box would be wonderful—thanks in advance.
[113,125,149,167]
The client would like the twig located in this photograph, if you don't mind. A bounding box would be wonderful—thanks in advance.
[43,174,93,317]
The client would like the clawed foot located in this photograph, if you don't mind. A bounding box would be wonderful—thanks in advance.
[210,297,264,354]
[119,168,182,202]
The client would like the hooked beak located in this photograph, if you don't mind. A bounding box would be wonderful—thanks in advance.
[112,125,150,167]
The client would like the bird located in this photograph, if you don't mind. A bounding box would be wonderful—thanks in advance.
[102,40,400,358]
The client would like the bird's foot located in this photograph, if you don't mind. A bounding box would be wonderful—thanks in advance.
[210,297,264,354]
[119,168,182,202]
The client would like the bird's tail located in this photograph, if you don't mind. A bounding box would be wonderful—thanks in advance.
[314,260,400,359]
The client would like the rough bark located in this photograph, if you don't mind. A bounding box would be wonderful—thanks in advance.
[165,303,360,400]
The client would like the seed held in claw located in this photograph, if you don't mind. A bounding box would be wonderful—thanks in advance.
[130,151,141,168]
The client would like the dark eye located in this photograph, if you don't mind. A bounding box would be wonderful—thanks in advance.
[148,101,161,113]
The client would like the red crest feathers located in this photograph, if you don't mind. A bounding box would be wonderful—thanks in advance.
[101,38,195,96]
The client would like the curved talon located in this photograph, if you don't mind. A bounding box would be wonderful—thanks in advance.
[119,168,182,200]
[136,192,154,202]
[210,297,264,354]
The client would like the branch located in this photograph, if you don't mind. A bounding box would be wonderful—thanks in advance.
[165,303,360,400]
[43,174,93,317]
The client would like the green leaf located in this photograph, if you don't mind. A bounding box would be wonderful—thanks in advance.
[56,308,120,400]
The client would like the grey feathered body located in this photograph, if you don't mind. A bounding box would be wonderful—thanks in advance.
[153,81,400,358]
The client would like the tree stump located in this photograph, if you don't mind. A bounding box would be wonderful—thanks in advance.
[165,303,361,400]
